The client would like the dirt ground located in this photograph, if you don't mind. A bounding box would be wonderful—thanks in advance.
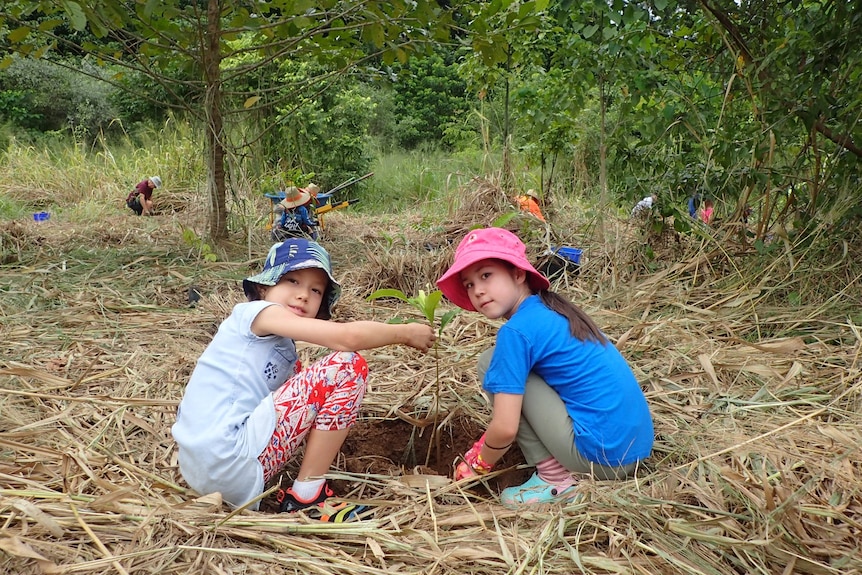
[2,185,861,574]
[259,416,530,513]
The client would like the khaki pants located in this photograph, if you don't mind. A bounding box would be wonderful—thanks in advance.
[478,348,637,480]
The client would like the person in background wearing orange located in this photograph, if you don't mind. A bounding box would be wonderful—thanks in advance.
[515,189,546,222]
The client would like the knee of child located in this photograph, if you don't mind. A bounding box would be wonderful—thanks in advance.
[331,351,368,378]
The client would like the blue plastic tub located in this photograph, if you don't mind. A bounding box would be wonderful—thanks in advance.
[540,246,582,279]
[554,246,582,265]
[33,211,50,222]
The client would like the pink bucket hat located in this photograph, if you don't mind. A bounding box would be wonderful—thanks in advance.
[436,227,550,311]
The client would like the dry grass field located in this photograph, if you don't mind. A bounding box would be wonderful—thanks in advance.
[1,179,861,574]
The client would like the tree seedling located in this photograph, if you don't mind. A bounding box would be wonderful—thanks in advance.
[366,288,458,467]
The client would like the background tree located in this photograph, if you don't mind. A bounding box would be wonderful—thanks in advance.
[0,0,456,238]
[2,0,860,245]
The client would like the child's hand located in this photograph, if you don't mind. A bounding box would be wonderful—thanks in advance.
[453,434,492,480]
[403,323,436,353]
[454,460,477,481]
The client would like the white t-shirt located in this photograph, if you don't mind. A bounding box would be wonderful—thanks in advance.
[172,300,299,509]
[630,196,655,217]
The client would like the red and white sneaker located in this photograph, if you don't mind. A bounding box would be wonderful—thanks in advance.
[277,482,334,513]
[277,482,370,522]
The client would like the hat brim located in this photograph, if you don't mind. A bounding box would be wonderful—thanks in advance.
[280,190,312,208]
[243,260,341,319]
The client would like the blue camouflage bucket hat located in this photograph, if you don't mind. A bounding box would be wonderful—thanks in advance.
[243,239,341,319]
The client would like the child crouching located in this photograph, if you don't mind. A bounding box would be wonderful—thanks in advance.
[172,239,435,515]
[436,228,653,507]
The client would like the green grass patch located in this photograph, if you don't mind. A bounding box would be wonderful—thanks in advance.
[363,146,501,214]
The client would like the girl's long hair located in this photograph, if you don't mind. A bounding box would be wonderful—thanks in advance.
[539,291,607,344]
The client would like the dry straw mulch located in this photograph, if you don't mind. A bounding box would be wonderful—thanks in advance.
[1,180,861,574]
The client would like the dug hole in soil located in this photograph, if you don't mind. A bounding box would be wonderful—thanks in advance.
[260,416,530,512]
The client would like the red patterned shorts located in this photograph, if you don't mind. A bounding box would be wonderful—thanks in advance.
[257,351,368,481]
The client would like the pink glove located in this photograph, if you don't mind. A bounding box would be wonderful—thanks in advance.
[454,460,477,480]
[453,434,493,480]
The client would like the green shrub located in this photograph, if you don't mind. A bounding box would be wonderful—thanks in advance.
[390,52,469,150]
[0,57,119,140]
[266,61,375,191]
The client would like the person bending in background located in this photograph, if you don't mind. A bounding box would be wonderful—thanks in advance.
[630,193,657,218]
[172,239,435,518]
[436,228,654,507]
[515,189,546,222]
[126,176,161,216]
[688,193,702,219]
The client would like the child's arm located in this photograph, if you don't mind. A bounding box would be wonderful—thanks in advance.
[252,306,436,353]
[454,393,521,480]
[480,393,521,465]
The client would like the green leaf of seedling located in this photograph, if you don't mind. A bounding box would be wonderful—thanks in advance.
[439,309,459,335]
[367,288,409,303]
[408,289,428,313]
[422,290,444,323]
[492,211,518,227]
[386,316,416,324]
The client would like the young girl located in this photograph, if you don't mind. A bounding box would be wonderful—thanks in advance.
[436,228,653,507]
[172,239,435,516]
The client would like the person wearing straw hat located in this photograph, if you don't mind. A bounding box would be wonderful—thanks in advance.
[273,186,318,240]
[172,239,435,518]
[515,189,546,222]
[436,228,653,507]
[300,182,321,200]
[125,176,162,216]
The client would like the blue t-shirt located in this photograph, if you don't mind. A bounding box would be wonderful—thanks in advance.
[483,296,653,466]
[172,300,300,509]
[280,205,315,229]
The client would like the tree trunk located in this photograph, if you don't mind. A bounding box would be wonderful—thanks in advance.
[597,72,608,245]
[204,0,227,239]
[502,47,512,194]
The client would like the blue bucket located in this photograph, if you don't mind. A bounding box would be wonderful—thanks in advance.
[541,246,582,279]
[554,246,582,265]
[33,211,50,222]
